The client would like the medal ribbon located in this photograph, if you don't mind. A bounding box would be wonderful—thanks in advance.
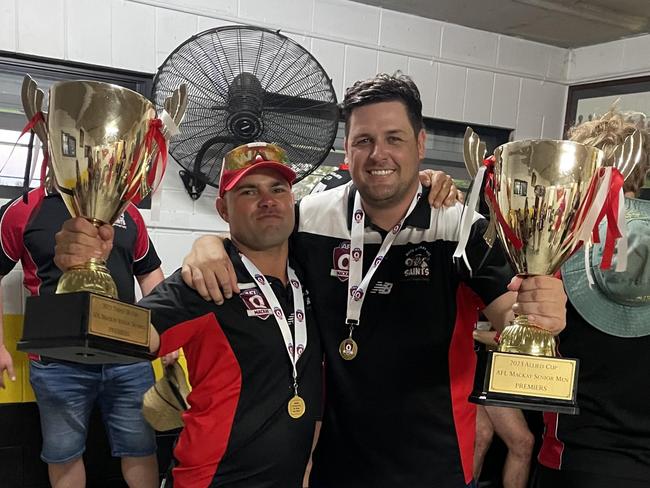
[346,185,422,327]
[240,255,307,394]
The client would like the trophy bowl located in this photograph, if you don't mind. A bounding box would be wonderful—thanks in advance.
[48,80,160,298]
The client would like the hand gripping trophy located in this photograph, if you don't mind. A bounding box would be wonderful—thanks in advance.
[456,128,642,414]
[17,76,187,363]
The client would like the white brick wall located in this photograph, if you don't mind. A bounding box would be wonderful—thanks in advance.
[0,0,576,311]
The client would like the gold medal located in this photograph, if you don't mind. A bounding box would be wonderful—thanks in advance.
[339,338,358,360]
[288,395,306,419]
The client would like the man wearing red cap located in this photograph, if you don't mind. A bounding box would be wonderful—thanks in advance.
[170,73,567,488]
[55,142,322,488]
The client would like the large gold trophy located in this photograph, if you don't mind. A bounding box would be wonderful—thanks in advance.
[17,76,187,363]
[463,129,641,414]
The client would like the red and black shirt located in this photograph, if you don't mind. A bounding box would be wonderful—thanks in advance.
[294,183,513,488]
[0,187,160,302]
[139,240,322,488]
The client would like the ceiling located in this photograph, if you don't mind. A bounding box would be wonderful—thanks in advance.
[353,0,650,48]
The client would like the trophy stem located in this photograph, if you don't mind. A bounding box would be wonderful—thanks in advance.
[497,314,556,357]
[56,257,118,299]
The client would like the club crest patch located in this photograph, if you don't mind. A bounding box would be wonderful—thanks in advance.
[330,241,350,281]
[240,288,272,319]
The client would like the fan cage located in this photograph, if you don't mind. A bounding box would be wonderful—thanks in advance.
[153,25,339,189]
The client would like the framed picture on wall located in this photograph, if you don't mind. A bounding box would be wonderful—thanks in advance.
[565,76,650,133]
[565,75,650,195]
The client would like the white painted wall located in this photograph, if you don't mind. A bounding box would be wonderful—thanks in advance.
[568,33,650,84]
[0,0,572,311]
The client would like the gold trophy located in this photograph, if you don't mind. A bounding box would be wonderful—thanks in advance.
[464,129,641,414]
[17,76,187,363]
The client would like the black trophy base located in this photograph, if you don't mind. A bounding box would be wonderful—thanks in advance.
[470,350,580,415]
[18,292,154,364]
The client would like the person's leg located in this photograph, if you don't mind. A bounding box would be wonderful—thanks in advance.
[485,406,534,488]
[29,360,100,488]
[99,362,158,488]
[49,458,85,488]
[121,455,159,488]
[472,405,494,481]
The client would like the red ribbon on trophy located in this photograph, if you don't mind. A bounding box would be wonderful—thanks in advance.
[453,154,523,274]
[124,118,168,204]
[482,156,523,250]
[16,112,49,197]
[593,167,626,270]
[572,166,628,284]
[144,118,168,193]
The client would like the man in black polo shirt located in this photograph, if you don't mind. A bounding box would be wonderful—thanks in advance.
[179,73,567,488]
[55,143,322,488]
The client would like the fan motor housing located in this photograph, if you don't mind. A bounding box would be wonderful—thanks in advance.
[227,73,264,141]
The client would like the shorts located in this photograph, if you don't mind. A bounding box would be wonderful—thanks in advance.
[29,359,156,464]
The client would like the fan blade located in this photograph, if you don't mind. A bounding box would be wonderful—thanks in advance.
[262,92,339,120]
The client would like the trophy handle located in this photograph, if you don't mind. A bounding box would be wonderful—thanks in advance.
[609,129,643,181]
[463,127,485,178]
[162,83,188,138]
[21,75,48,149]
[464,127,497,246]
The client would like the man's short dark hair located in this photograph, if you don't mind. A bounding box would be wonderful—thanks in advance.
[342,72,424,136]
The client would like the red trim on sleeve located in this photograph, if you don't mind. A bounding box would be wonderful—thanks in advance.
[0,187,44,263]
[538,411,564,469]
[158,313,242,488]
[448,284,483,485]
[125,204,150,262]
[0,188,45,295]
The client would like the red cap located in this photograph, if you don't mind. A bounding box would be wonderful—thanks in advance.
[219,142,296,197]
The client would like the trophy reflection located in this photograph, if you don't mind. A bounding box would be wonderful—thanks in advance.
[17,76,186,363]
[464,129,640,414]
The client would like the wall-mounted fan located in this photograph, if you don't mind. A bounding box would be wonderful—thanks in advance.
[152,26,339,199]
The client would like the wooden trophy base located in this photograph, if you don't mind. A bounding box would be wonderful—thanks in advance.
[470,350,580,415]
[18,292,154,364]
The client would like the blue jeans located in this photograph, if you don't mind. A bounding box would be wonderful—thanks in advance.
[29,359,156,464]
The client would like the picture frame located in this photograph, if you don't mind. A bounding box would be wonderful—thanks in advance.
[565,75,650,195]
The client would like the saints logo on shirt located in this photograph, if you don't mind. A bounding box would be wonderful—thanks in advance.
[403,246,431,281]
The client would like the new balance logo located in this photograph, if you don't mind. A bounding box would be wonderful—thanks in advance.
[370,282,393,295]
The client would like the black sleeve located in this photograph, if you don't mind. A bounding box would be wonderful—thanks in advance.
[133,237,162,276]
[460,219,515,306]
[125,205,162,276]
[138,269,211,335]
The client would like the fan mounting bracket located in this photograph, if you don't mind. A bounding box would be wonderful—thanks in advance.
[179,170,207,200]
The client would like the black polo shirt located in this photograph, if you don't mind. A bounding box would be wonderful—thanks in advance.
[294,183,513,488]
[0,187,160,301]
[310,165,351,194]
[139,240,322,488]
[538,300,650,482]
